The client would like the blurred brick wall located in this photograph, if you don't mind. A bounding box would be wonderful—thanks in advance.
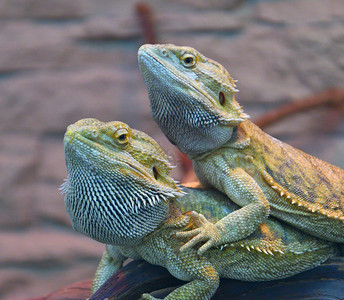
[0,0,343,298]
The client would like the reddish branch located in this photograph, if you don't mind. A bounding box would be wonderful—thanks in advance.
[254,88,344,129]
[136,3,157,44]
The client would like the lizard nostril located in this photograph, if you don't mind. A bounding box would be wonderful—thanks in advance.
[91,130,98,138]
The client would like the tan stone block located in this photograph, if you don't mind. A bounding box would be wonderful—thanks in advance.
[0,0,89,19]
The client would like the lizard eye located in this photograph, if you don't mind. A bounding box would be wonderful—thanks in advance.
[118,134,127,141]
[219,92,226,106]
[181,54,196,68]
[114,128,130,144]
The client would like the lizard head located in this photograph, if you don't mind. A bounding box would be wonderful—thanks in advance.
[138,44,249,156]
[62,118,183,245]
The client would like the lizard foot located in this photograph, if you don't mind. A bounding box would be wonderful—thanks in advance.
[175,211,222,255]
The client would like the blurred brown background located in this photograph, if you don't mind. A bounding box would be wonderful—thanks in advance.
[0,0,344,299]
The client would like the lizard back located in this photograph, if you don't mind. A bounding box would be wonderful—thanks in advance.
[246,121,344,221]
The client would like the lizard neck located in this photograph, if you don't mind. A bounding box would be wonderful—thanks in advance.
[63,149,170,246]
[143,71,236,156]
[189,121,251,160]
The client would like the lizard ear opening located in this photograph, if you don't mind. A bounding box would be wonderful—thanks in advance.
[219,92,226,106]
[153,166,159,180]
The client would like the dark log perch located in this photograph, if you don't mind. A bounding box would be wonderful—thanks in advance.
[35,257,344,300]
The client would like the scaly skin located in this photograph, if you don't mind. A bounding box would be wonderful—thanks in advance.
[138,44,344,254]
[62,118,338,299]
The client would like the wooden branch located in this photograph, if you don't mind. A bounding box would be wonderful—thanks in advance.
[136,3,157,44]
[254,88,344,129]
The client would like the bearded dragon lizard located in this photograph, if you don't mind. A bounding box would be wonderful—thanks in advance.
[138,44,344,255]
[62,118,338,299]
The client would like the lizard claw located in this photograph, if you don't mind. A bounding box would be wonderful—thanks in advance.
[175,211,222,255]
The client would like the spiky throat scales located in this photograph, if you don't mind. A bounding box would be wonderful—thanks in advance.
[63,147,169,245]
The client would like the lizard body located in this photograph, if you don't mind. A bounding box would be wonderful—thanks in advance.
[138,44,344,254]
[63,118,338,299]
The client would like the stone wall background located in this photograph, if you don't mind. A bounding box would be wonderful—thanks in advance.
[0,0,343,299]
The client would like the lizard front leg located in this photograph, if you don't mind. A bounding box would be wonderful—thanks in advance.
[91,245,126,294]
[177,168,270,255]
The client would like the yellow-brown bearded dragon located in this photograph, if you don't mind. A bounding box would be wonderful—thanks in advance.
[138,44,344,255]
[62,118,338,300]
